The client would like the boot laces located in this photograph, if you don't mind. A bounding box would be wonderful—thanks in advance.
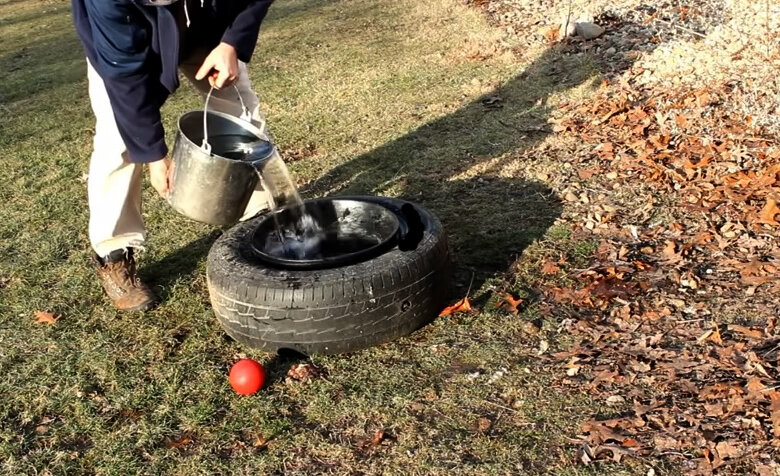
[106,255,141,288]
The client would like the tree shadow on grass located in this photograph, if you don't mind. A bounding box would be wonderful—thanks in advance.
[300,46,593,292]
[151,18,669,303]
[0,7,64,28]
[298,13,685,293]
[0,28,82,106]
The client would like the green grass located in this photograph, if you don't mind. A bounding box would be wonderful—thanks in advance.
[0,0,642,473]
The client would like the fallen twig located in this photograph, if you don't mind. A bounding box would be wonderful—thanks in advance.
[654,19,707,39]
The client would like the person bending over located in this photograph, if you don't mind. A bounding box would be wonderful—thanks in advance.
[73,0,274,311]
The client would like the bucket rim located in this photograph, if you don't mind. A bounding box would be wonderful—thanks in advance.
[177,109,271,154]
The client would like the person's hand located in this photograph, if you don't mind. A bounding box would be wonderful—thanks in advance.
[196,42,239,89]
[147,156,172,198]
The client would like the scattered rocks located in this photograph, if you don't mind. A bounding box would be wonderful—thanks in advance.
[468,0,739,84]
[575,22,606,40]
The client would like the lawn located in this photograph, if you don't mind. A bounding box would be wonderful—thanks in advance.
[0,0,656,474]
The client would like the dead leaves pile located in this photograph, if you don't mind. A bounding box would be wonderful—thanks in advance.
[286,363,323,383]
[538,83,780,473]
[560,83,780,238]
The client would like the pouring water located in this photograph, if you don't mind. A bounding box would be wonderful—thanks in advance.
[213,137,324,259]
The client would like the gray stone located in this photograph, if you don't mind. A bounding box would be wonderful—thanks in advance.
[575,22,606,40]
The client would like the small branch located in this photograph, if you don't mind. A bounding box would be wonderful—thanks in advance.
[655,19,707,39]
[767,0,772,59]
[483,399,520,413]
[675,318,705,324]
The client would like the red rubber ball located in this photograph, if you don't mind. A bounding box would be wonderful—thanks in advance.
[228,359,266,395]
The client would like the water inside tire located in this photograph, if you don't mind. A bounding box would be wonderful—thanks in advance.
[250,199,400,270]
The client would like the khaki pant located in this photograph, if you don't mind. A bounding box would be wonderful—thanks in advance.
[86,55,271,257]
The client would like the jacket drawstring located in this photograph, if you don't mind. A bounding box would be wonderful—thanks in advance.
[184,0,191,27]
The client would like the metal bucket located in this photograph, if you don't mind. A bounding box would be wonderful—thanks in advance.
[168,86,274,226]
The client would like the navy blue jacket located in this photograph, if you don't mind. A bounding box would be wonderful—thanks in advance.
[72,0,273,163]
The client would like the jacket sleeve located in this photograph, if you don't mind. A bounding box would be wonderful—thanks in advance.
[78,0,169,163]
[220,0,275,63]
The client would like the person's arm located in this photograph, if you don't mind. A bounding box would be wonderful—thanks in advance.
[221,0,275,63]
[75,0,169,165]
[196,0,275,89]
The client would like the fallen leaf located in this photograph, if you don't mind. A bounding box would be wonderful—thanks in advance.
[476,417,492,432]
[582,419,624,445]
[34,311,58,326]
[544,27,560,44]
[621,438,640,448]
[439,297,472,317]
[727,325,764,339]
[715,440,740,459]
[697,329,713,344]
[769,391,780,437]
[358,429,390,450]
[588,369,618,390]
[756,465,776,476]
[709,323,723,345]
[286,363,322,382]
[369,429,386,446]
[675,114,690,129]
[652,435,680,451]
[659,240,683,264]
[541,260,561,274]
[736,259,765,278]
[579,445,593,465]
[495,292,523,314]
[746,378,767,400]
[756,198,780,226]
[537,340,549,355]
[606,395,626,405]
[165,434,193,449]
[252,435,268,448]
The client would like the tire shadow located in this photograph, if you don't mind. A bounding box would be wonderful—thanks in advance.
[261,348,313,386]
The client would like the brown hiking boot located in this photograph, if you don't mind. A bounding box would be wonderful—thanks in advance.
[92,248,157,312]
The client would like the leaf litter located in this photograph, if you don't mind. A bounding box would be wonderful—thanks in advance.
[465,0,780,472]
[506,81,778,473]
[531,81,780,473]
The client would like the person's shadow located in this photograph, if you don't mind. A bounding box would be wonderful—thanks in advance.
[149,16,669,299]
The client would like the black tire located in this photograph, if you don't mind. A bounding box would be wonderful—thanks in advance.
[206,196,452,355]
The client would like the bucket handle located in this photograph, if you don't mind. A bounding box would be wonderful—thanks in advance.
[201,85,263,154]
